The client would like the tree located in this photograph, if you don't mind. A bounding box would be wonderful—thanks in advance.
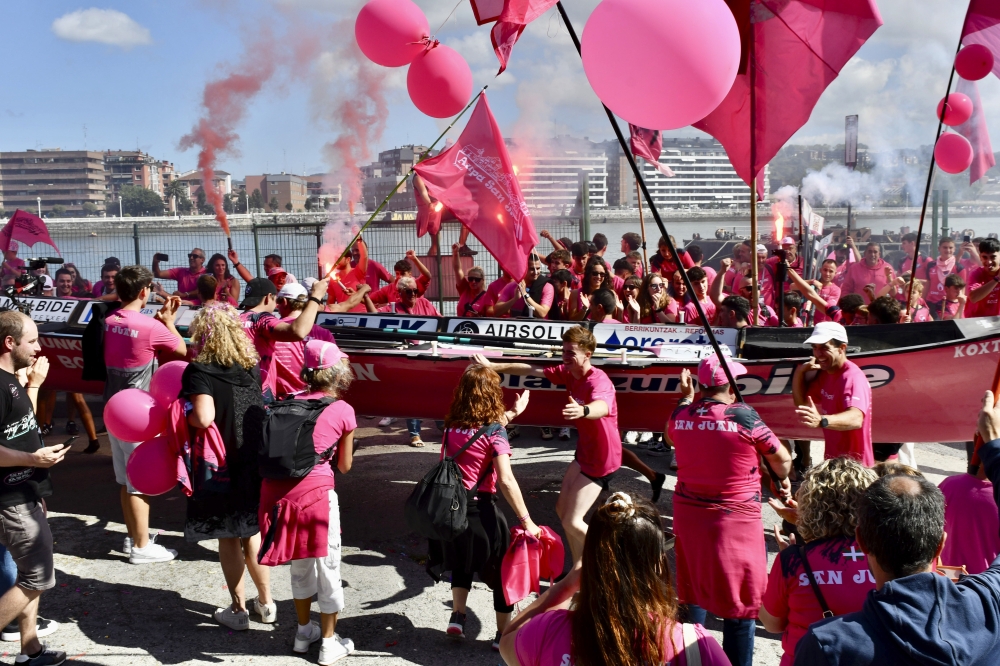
[177,196,194,214]
[269,197,280,212]
[196,188,215,215]
[304,198,314,211]
[323,197,331,210]
[82,202,98,217]
[285,201,293,212]
[223,194,235,214]
[51,205,66,217]
[164,180,186,208]
[250,188,264,211]
[109,185,164,217]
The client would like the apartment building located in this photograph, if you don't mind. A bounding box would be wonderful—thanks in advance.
[244,173,308,211]
[0,149,107,215]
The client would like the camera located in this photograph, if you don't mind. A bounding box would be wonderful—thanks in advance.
[154,253,169,262]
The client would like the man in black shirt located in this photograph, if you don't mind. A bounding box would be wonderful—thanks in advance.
[0,311,68,666]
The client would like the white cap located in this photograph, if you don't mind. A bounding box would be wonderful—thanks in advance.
[804,321,849,345]
[756,244,767,253]
[41,275,54,290]
[285,273,297,284]
[277,282,308,300]
[302,276,318,290]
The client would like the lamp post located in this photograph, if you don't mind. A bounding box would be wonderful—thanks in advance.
[36,197,41,217]
[119,196,123,220]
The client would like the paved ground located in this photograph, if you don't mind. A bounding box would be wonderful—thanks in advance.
[19,401,970,666]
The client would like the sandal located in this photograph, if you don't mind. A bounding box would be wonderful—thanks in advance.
[410,436,425,448]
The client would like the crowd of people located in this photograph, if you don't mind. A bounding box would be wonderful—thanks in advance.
[0,224,994,666]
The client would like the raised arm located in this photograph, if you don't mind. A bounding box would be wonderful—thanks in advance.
[710,258,731,307]
[353,236,369,276]
[406,249,431,281]
[152,253,170,280]
[153,296,188,360]
[788,269,834,312]
[228,248,254,282]
[452,244,465,283]
[472,354,548,377]
[270,278,331,341]
[539,229,565,251]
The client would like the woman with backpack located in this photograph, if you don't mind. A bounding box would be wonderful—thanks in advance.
[426,364,539,651]
[256,339,357,665]
[180,304,275,631]
[499,493,729,665]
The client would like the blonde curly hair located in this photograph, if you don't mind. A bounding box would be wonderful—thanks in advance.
[797,457,878,543]
[187,303,259,370]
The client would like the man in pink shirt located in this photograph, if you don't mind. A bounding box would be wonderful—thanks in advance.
[326,237,369,313]
[368,251,432,306]
[841,242,895,304]
[965,237,1000,318]
[493,255,554,319]
[351,244,391,291]
[683,266,716,326]
[272,283,338,398]
[153,248,207,304]
[474,326,622,564]
[792,322,874,467]
[585,289,620,324]
[103,265,187,564]
[366,276,441,316]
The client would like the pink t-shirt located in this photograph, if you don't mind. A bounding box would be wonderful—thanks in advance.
[166,267,207,302]
[363,260,392,291]
[762,536,876,666]
[369,274,431,305]
[941,299,963,320]
[376,298,441,316]
[456,279,496,317]
[296,392,357,484]
[965,267,1000,318]
[240,310,280,398]
[808,360,873,467]
[1,258,24,285]
[440,425,511,494]
[683,296,716,327]
[514,610,727,666]
[543,365,621,478]
[701,265,718,287]
[910,300,933,322]
[273,321,336,397]
[499,281,555,311]
[812,283,842,324]
[104,309,180,371]
[327,266,367,313]
[924,259,965,305]
[939,473,1000,575]
[841,259,895,304]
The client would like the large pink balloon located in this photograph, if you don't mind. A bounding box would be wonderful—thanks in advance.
[355,0,429,67]
[935,132,974,174]
[126,436,176,496]
[104,389,167,442]
[937,93,973,127]
[149,361,188,407]
[581,0,741,130]
[955,44,994,82]
[407,44,473,118]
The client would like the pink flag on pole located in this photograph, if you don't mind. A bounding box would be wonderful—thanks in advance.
[412,94,539,280]
[0,210,61,254]
[962,0,1000,79]
[475,0,558,73]
[693,0,883,192]
[629,125,675,177]
[954,77,995,184]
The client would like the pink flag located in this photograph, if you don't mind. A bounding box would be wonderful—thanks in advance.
[478,0,558,74]
[962,0,1000,79]
[0,210,61,254]
[954,77,995,184]
[629,125,675,177]
[412,94,539,280]
[694,0,882,192]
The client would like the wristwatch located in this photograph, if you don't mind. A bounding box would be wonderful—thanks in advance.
[583,405,590,417]
[819,417,829,428]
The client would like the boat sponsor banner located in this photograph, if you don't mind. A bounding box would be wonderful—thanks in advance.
[592,323,738,350]
[317,313,439,332]
[446,318,575,341]
[6,297,79,323]
[76,301,181,326]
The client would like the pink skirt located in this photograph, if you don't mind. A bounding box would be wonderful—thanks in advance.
[673,491,766,619]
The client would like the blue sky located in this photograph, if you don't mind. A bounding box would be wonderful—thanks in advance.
[2,0,994,180]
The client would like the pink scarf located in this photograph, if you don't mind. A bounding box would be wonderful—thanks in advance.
[501,526,565,605]
[935,256,957,289]
[165,399,229,497]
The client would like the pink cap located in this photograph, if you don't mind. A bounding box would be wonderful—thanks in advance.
[304,339,348,370]
[781,236,796,246]
[267,266,287,277]
[696,354,747,388]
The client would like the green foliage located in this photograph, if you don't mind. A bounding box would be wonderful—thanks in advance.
[82,202,98,216]
[269,196,280,212]
[196,188,215,215]
[51,205,66,217]
[109,185,164,217]
[284,201,293,211]
[250,189,265,211]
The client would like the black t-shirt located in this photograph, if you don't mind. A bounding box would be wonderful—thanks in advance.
[0,369,51,507]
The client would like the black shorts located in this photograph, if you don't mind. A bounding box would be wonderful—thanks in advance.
[581,469,616,491]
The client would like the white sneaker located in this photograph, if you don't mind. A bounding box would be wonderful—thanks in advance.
[558,427,571,441]
[624,431,638,444]
[319,635,355,665]
[639,431,654,442]
[214,606,249,631]
[294,621,322,653]
[123,536,133,556]
[248,597,276,623]
[378,417,394,427]
[129,537,177,564]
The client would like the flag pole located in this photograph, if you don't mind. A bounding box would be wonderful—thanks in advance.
[555,1,743,396]
[749,21,760,325]
[636,179,649,271]
[323,85,488,280]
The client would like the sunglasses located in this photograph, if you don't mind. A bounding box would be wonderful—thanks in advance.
[189,254,205,259]
[399,288,417,295]
[467,276,483,283]
[625,282,641,289]
[591,272,607,278]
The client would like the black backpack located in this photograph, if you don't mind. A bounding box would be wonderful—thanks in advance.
[258,397,336,479]
[404,423,503,542]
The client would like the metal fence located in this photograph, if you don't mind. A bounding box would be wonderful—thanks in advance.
[39,213,581,315]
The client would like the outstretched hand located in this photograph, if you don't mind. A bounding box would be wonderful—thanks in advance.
[471,353,493,369]
[979,390,1000,443]
[795,397,824,429]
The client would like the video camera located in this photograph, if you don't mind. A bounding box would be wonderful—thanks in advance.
[3,258,64,314]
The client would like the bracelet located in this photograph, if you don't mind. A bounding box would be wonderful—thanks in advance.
[308,296,322,306]
[233,262,241,268]
[582,405,590,417]
[25,385,40,389]
[517,513,530,525]
[678,398,692,406]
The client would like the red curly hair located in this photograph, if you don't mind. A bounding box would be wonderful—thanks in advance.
[444,365,507,429]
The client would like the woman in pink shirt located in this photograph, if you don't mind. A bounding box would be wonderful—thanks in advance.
[500,493,728,666]
[207,253,240,306]
[453,244,494,317]
[568,256,611,321]
[760,458,878,666]
[257,340,357,663]
[425,365,538,650]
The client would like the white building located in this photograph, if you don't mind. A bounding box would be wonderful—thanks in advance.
[508,139,608,213]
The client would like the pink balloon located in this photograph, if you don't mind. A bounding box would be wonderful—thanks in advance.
[956,44,994,82]
[126,436,176,496]
[935,132,974,174]
[149,361,188,407]
[355,0,429,67]
[581,0,741,130]
[104,389,167,442]
[937,93,973,127]
[407,44,474,118]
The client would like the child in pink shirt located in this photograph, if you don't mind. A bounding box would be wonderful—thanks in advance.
[939,469,1000,575]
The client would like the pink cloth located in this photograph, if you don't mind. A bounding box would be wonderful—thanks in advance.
[456,279,496,317]
[327,266,367,313]
[362,259,392,292]
[165,399,227,498]
[412,95,539,281]
[514,610,728,666]
[239,311,280,398]
[909,300,932,322]
[841,259,895,304]
[0,210,61,254]
[258,473,335,566]
[813,283,843,323]
[924,259,965,305]
[415,190,444,237]
[104,309,181,370]
[369,274,430,305]
[808,360,873,467]
[440,425,511,494]
[965,267,1000,317]
[376,298,441,316]
[165,267,206,300]
[488,0,559,74]
[543,365,622,478]
[629,125,675,176]
[683,296,716,327]
[273,323,336,398]
[501,525,565,606]
[939,473,1000,575]
[762,536,876,666]
[296,392,356,482]
[0,257,24,284]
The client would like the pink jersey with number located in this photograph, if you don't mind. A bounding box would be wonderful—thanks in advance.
[543,365,621,478]
[808,360,873,467]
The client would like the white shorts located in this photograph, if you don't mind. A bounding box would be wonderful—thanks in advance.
[290,489,344,614]
[109,433,142,495]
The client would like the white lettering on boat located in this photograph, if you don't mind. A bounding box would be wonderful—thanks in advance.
[351,363,379,382]
[954,340,1000,357]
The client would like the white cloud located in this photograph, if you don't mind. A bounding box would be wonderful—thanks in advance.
[51,8,152,49]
